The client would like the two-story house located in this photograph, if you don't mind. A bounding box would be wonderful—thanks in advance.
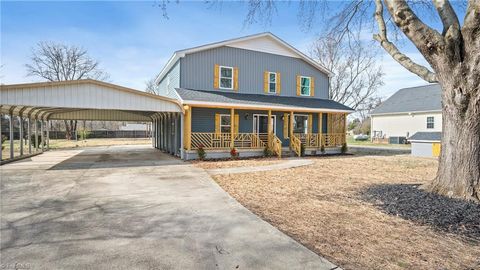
[153,32,354,160]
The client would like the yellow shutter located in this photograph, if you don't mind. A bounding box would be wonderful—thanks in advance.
[234,114,239,133]
[296,75,301,96]
[308,114,313,134]
[264,71,269,93]
[214,64,219,89]
[215,113,221,135]
[276,72,281,94]
[283,113,289,139]
[310,77,315,97]
[234,67,239,91]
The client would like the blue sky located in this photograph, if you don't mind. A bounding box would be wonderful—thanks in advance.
[2,1,438,99]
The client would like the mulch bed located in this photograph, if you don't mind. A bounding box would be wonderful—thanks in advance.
[361,183,480,242]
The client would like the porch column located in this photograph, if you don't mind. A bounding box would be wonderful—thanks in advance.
[19,116,24,156]
[27,118,32,154]
[230,108,235,148]
[318,112,323,145]
[267,109,272,147]
[9,113,14,159]
[180,112,185,159]
[289,111,294,138]
[184,106,191,151]
[344,113,347,144]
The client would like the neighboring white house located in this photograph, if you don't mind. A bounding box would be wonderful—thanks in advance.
[370,84,442,140]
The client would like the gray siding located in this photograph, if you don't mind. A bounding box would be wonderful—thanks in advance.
[180,46,329,98]
[411,142,433,157]
[157,60,181,99]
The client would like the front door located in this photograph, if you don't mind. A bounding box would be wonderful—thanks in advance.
[253,115,276,135]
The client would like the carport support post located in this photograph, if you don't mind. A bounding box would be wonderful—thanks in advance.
[180,112,185,159]
[40,120,45,152]
[27,118,32,154]
[19,116,24,156]
[157,118,160,149]
[34,119,38,152]
[46,120,50,150]
[174,113,178,156]
[9,113,14,159]
[0,113,2,161]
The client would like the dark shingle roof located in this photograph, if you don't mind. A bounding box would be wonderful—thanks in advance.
[175,88,354,112]
[372,84,441,115]
[408,132,442,142]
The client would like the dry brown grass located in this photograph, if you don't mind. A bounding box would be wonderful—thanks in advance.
[212,155,480,270]
[192,157,282,169]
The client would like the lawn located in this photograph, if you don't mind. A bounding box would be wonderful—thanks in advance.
[2,138,150,160]
[206,155,480,270]
[347,136,411,148]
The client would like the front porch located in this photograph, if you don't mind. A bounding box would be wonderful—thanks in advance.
[183,106,347,159]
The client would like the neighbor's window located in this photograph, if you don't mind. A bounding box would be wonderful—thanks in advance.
[427,116,434,129]
[220,114,231,133]
[219,66,233,89]
[300,76,311,96]
[268,72,277,93]
[293,115,308,134]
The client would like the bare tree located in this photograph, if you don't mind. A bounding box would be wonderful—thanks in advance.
[145,77,159,95]
[242,0,479,201]
[310,34,384,118]
[26,42,109,139]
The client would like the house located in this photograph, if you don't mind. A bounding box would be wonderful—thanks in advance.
[408,131,441,157]
[370,84,442,142]
[153,32,354,160]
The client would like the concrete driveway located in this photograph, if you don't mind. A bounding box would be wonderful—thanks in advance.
[0,145,337,270]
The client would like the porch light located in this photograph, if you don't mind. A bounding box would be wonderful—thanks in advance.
[244,113,249,120]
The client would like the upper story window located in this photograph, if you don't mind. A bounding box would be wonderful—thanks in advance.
[300,76,311,96]
[219,66,233,90]
[268,72,277,93]
[427,116,434,129]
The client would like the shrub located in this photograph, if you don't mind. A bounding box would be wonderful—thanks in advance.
[300,143,305,157]
[341,143,348,154]
[263,146,273,157]
[197,144,206,160]
[230,148,239,159]
[320,144,325,154]
[79,130,91,140]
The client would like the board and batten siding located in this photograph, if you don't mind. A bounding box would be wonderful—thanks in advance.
[180,46,329,98]
[371,112,442,138]
[157,60,181,99]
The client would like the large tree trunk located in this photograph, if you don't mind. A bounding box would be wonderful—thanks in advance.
[428,76,480,202]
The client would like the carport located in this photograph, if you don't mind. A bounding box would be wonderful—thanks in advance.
[0,79,183,162]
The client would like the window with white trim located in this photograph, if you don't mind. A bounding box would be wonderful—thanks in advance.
[426,116,434,129]
[268,72,277,93]
[300,76,311,96]
[220,114,231,133]
[219,66,233,89]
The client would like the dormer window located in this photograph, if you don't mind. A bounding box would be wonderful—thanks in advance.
[268,72,277,93]
[300,76,311,96]
[219,66,233,90]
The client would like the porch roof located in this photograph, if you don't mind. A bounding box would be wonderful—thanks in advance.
[175,88,354,113]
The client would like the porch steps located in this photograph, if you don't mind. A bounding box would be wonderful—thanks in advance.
[281,147,295,157]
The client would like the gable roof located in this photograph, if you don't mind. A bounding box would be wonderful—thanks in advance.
[408,132,442,142]
[175,88,354,113]
[371,84,442,115]
[155,32,333,85]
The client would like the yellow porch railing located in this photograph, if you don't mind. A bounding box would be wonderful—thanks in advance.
[293,133,346,148]
[268,133,282,158]
[191,132,266,150]
[290,134,302,157]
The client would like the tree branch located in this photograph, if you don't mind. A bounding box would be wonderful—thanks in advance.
[373,0,437,82]
[433,0,461,35]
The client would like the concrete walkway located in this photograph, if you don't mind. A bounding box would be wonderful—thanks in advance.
[206,158,314,175]
[1,145,337,270]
